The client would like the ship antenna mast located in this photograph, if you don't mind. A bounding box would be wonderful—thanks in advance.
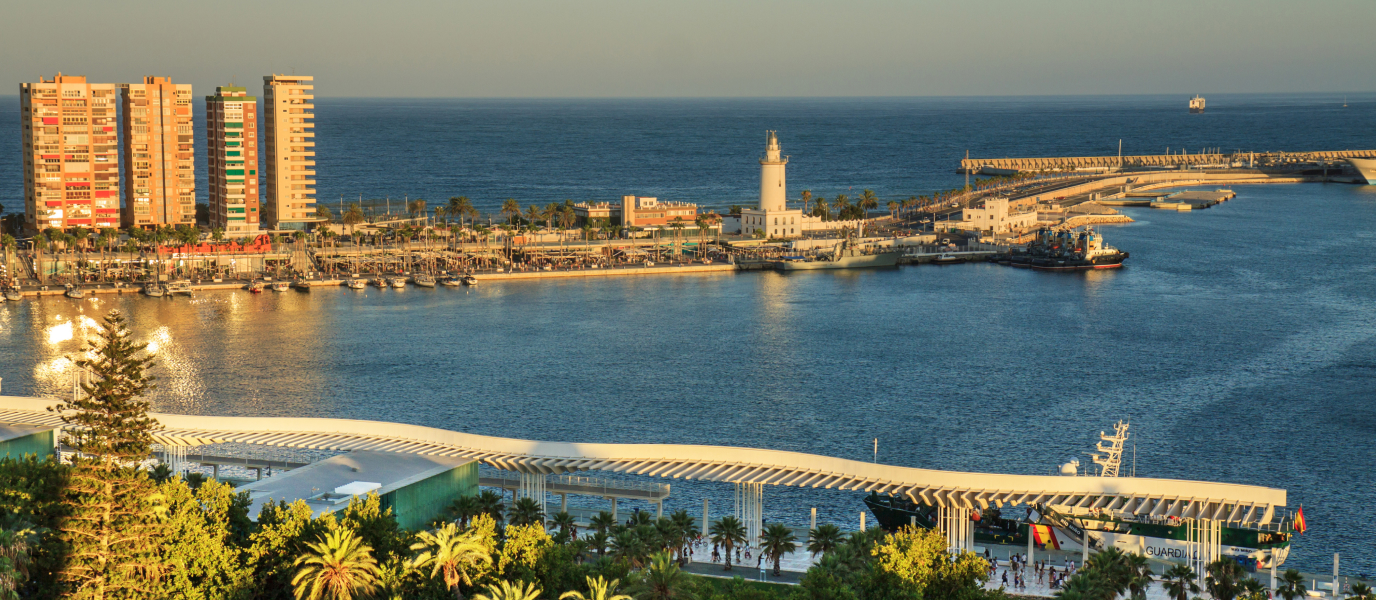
[1090,420,1130,477]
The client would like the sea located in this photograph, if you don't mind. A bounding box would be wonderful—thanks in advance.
[1,94,1374,574]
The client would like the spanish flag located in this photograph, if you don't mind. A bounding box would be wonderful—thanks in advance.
[1031,524,1061,550]
[1294,507,1307,534]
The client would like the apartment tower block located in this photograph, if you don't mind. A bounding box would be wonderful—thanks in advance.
[19,74,120,231]
[120,77,195,228]
[263,74,316,229]
[206,86,261,234]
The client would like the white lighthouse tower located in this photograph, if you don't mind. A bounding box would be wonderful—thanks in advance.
[741,131,803,238]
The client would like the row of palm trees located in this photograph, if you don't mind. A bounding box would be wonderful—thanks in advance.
[1054,547,1336,600]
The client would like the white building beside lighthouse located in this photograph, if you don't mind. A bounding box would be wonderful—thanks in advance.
[741,131,805,238]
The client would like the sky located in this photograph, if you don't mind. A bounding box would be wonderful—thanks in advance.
[2,0,1374,98]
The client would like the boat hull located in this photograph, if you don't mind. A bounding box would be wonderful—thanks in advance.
[778,252,900,270]
[1348,157,1376,184]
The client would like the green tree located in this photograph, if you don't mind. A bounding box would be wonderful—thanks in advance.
[408,199,428,220]
[507,497,545,527]
[474,580,542,600]
[758,523,797,576]
[1206,558,1247,600]
[550,512,577,541]
[291,528,381,600]
[807,524,844,558]
[342,203,366,235]
[1348,583,1375,600]
[1161,564,1200,600]
[859,190,879,216]
[870,526,987,599]
[53,310,166,599]
[1276,569,1307,600]
[411,521,493,600]
[154,478,254,599]
[502,200,521,224]
[589,513,615,536]
[316,205,335,224]
[559,575,630,600]
[626,552,695,600]
[450,495,482,528]
[708,516,746,572]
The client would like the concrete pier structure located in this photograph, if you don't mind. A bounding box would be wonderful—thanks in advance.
[962,149,1376,174]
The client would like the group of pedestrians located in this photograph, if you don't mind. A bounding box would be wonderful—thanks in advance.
[985,550,1078,592]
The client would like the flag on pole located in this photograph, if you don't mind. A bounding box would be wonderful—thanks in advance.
[1031,524,1061,549]
[1294,506,1307,534]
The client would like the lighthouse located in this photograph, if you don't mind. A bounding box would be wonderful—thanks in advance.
[741,131,803,238]
[759,131,788,212]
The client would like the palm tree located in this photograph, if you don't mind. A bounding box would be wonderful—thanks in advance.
[1348,583,1374,600]
[1206,558,1246,600]
[708,516,746,572]
[611,528,648,568]
[806,523,843,558]
[626,552,696,600]
[473,580,542,600]
[408,198,428,221]
[668,510,695,563]
[859,189,879,216]
[476,490,505,522]
[758,523,797,576]
[1277,569,1307,600]
[811,199,829,221]
[291,528,382,600]
[501,199,521,224]
[590,511,616,535]
[343,203,366,236]
[1161,564,1200,600]
[551,511,578,540]
[1240,577,1267,600]
[507,497,545,526]
[799,189,811,212]
[588,531,610,559]
[1124,552,1154,600]
[411,521,493,600]
[886,201,900,219]
[559,576,630,600]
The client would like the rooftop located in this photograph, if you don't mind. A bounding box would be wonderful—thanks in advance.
[0,423,56,443]
[237,450,474,521]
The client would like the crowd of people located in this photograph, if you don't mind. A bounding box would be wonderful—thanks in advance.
[984,550,1080,592]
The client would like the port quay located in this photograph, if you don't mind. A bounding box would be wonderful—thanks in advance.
[0,395,1337,596]
[6,133,1376,296]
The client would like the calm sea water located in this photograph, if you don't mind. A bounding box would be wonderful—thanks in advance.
[2,95,1375,573]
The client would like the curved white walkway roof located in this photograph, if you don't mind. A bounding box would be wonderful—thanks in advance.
[0,396,1285,526]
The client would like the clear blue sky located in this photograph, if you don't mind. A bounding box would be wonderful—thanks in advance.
[4,0,1373,98]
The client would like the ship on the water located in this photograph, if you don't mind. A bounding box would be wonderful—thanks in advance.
[864,421,1294,570]
[776,239,900,271]
[1189,95,1206,113]
[1347,157,1376,184]
[999,227,1128,270]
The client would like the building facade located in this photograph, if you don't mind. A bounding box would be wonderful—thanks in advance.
[740,131,804,238]
[206,86,261,235]
[959,197,1038,234]
[120,77,195,228]
[263,75,317,230]
[19,74,120,231]
[620,196,698,228]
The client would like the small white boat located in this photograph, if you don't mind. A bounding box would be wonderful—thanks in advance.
[346,279,366,289]
[3,287,20,301]
[390,277,407,288]
[293,280,312,292]
[414,274,436,288]
[440,277,463,287]
[247,281,265,293]
[372,278,388,289]
[65,284,86,299]
[143,283,165,298]
[167,281,193,296]
[542,265,552,271]
[461,275,478,286]
[271,281,291,292]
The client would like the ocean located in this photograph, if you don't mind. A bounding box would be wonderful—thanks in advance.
[1,94,1374,573]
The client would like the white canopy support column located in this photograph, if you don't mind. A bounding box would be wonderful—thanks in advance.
[937,506,973,554]
[518,471,547,515]
[734,482,763,548]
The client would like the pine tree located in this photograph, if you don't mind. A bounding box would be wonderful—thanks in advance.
[51,310,165,599]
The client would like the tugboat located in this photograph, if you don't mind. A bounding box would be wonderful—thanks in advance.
[1189,95,1206,114]
[1006,227,1129,271]
[864,421,1294,570]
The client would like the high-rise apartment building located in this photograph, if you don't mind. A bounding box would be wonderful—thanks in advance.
[19,74,120,232]
[120,77,195,228]
[206,86,261,235]
[263,75,316,229]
